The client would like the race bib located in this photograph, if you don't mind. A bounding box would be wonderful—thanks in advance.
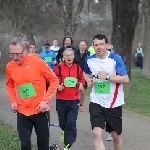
[64,77,77,87]
[45,57,52,62]
[94,82,110,94]
[17,83,37,99]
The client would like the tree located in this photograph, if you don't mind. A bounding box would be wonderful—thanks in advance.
[111,0,140,79]
[142,0,150,78]
[56,0,85,37]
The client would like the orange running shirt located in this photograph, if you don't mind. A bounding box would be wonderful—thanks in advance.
[6,55,59,116]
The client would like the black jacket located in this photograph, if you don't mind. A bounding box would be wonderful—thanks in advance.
[74,49,90,71]
[56,46,76,64]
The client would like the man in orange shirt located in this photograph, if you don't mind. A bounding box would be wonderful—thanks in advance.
[6,37,59,150]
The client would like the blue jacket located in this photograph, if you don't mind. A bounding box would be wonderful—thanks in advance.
[40,50,56,70]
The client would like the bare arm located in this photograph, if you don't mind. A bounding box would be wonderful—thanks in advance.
[83,72,92,82]
[109,75,129,84]
[98,71,129,84]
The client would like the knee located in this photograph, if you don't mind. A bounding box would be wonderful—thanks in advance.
[92,127,102,140]
[112,132,122,144]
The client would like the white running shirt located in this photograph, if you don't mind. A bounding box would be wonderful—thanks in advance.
[84,51,128,108]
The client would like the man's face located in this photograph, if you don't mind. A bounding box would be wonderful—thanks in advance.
[9,43,26,64]
[63,50,74,64]
[79,41,87,52]
[53,40,58,46]
[107,44,113,52]
[93,38,107,57]
[138,43,141,47]
[45,47,50,52]
[64,38,71,46]
[30,45,35,53]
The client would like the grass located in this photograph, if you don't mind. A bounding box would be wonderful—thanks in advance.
[86,70,150,117]
[0,120,20,150]
[0,120,37,150]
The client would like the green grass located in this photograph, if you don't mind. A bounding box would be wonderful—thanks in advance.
[86,70,150,117]
[124,70,150,117]
[0,120,37,150]
[0,120,20,150]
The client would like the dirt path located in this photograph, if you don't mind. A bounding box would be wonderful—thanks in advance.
[0,79,150,150]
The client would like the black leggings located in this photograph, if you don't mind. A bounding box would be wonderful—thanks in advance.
[17,112,50,150]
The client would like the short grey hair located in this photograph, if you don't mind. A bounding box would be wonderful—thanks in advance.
[63,48,74,56]
[10,37,26,49]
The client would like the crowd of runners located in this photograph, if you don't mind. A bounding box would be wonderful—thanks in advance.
[5,34,129,150]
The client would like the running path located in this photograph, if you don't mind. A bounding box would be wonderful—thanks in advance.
[0,79,149,150]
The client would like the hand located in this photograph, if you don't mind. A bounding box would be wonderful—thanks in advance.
[87,79,93,88]
[98,71,107,80]
[79,82,83,91]
[38,101,48,113]
[11,103,18,113]
[57,83,64,91]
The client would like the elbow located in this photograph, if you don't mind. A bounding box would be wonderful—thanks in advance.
[123,76,129,84]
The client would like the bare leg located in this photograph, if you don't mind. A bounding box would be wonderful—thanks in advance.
[111,131,122,150]
[93,127,105,150]
[80,87,85,106]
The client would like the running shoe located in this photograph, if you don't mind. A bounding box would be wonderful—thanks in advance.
[106,133,113,141]
[60,132,64,143]
[64,144,69,150]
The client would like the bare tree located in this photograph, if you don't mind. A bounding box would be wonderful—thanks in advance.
[111,0,140,79]
[56,0,85,36]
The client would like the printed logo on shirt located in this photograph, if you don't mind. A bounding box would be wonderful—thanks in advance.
[26,65,30,69]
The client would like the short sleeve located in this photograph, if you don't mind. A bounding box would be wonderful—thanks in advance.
[83,58,92,75]
[115,55,128,76]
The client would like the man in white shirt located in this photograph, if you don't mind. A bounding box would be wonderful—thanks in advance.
[50,39,60,56]
[83,34,129,150]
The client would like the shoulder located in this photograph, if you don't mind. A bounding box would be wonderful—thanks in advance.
[6,61,15,71]
[108,53,122,62]
[85,54,97,61]
[85,50,90,55]
[59,47,65,51]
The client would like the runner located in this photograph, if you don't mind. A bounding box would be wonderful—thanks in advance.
[74,40,90,112]
[40,43,57,91]
[50,39,60,56]
[6,37,59,150]
[40,43,56,70]
[83,34,129,150]
[54,48,85,150]
[28,45,39,57]
[56,36,76,64]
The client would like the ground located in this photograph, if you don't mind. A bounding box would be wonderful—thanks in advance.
[0,79,150,150]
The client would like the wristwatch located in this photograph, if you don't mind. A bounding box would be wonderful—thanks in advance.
[106,74,110,80]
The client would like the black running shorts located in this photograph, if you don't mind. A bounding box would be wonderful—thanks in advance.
[89,102,122,135]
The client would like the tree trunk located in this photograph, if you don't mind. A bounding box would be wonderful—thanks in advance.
[111,0,139,80]
[142,0,150,78]
[56,0,85,37]
[64,0,74,36]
